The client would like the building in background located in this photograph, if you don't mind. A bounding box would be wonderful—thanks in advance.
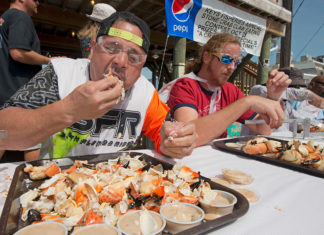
[293,55,324,84]
[274,51,324,85]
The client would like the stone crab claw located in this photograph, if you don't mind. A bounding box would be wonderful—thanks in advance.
[83,209,103,225]
[55,198,77,216]
[39,173,62,189]
[306,140,316,153]
[99,182,125,205]
[303,153,322,168]
[84,182,99,203]
[266,140,282,153]
[298,144,309,157]
[27,209,42,224]
[178,166,199,182]
[20,189,40,208]
[279,149,303,165]
[242,138,268,155]
[75,182,99,207]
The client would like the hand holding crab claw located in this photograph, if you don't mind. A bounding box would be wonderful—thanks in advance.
[160,121,197,159]
[62,71,123,122]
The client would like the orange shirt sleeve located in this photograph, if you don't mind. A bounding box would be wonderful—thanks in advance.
[142,90,169,153]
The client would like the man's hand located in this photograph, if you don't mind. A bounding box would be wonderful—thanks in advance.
[159,121,197,159]
[266,70,291,101]
[248,96,286,129]
[61,76,123,123]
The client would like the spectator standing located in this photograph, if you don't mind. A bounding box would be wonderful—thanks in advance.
[0,0,57,161]
[77,3,116,59]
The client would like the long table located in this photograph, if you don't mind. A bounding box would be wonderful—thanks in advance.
[1,139,324,234]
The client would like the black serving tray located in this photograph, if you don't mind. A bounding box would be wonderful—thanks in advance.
[0,152,249,235]
[213,136,324,179]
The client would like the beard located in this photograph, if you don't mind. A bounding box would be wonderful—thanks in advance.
[206,65,231,87]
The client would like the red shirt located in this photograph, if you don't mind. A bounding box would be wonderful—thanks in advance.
[168,76,254,138]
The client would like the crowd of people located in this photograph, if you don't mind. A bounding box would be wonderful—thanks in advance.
[0,2,323,162]
[249,67,324,133]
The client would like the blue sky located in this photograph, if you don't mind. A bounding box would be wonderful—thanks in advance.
[268,0,324,65]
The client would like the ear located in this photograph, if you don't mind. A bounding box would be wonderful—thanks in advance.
[202,51,213,64]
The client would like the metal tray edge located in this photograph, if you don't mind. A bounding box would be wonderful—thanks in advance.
[212,136,324,179]
[0,151,249,235]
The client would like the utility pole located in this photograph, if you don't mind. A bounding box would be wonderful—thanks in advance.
[257,32,272,84]
[172,37,186,80]
[280,0,293,68]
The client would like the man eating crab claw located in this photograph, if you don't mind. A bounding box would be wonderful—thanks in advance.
[0,12,196,159]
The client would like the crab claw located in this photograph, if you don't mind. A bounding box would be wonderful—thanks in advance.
[84,209,103,225]
[99,182,125,205]
[178,166,199,181]
[243,142,267,155]
[281,150,303,164]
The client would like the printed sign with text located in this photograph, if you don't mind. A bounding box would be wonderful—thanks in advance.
[165,0,267,56]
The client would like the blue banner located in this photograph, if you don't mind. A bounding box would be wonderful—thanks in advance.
[165,0,202,40]
[165,0,267,56]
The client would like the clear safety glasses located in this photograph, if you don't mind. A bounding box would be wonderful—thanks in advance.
[97,40,146,65]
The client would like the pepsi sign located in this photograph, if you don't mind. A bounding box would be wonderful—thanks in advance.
[172,0,194,22]
[165,0,267,56]
[165,0,202,39]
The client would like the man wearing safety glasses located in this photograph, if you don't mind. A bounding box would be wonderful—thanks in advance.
[165,33,291,146]
[0,12,196,159]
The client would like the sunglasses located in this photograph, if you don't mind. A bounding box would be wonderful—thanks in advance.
[212,52,241,67]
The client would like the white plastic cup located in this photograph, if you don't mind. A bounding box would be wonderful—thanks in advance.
[160,202,205,234]
[199,190,237,220]
[14,222,68,235]
[117,210,166,235]
[71,223,120,235]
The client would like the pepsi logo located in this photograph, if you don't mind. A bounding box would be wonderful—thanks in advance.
[172,0,194,22]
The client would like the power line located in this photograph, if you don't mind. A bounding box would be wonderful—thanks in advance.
[293,0,305,18]
[295,22,324,60]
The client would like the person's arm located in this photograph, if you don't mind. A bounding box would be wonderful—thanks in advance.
[249,85,267,97]
[0,103,73,149]
[174,95,285,146]
[308,91,324,109]
[10,48,51,65]
[0,77,123,150]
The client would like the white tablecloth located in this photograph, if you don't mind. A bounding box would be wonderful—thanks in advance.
[1,141,324,234]
[139,142,324,235]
